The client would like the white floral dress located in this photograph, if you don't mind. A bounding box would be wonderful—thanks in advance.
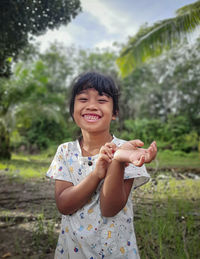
[46,136,150,259]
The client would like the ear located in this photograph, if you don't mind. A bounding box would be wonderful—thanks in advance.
[112,113,117,121]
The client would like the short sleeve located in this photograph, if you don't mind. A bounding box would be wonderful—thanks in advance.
[124,163,150,189]
[46,144,72,182]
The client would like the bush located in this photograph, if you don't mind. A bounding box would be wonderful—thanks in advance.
[120,117,199,152]
[170,131,198,152]
[122,118,164,144]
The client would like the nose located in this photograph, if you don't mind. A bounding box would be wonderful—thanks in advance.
[86,99,98,111]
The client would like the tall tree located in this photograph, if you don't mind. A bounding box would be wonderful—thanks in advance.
[0,42,76,157]
[120,38,200,135]
[117,0,200,77]
[0,0,81,77]
[75,48,119,77]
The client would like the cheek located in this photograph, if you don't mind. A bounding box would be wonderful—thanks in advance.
[73,102,80,114]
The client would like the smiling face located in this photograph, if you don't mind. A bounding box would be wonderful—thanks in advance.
[73,88,116,135]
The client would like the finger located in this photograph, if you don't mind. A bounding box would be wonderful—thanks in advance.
[105,142,117,153]
[151,141,157,152]
[105,142,117,148]
[99,153,112,163]
[153,142,157,154]
[128,139,144,147]
[146,146,157,162]
[151,140,157,146]
[100,146,114,159]
[150,142,157,159]
[132,155,145,167]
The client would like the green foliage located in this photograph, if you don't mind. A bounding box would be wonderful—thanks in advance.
[119,38,200,139]
[0,43,79,153]
[0,0,81,77]
[121,118,163,144]
[121,116,198,152]
[117,1,200,76]
[76,48,119,76]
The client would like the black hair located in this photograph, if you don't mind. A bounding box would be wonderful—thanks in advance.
[69,71,119,118]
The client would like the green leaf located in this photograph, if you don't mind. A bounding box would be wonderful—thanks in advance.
[117,1,200,77]
[6,57,13,63]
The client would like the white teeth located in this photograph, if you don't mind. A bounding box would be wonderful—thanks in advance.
[84,115,99,121]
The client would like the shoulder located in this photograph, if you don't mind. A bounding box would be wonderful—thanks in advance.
[56,140,79,154]
[112,136,127,147]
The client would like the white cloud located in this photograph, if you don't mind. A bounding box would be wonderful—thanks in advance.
[81,0,139,37]
[95,39,115,49]
[35,25,74,51]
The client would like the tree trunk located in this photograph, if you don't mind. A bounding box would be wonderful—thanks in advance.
[0,121,11,159]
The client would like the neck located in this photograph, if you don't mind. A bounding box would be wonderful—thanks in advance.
[80,131,113,156]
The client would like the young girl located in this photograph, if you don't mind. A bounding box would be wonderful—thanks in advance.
[46,72,157,259]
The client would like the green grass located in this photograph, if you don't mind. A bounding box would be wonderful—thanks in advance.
[32,212,58,253]
[134,177,200,259]
[147,150,200,169]
[0,153,50,180]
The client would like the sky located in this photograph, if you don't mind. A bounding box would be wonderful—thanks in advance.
[35,0,197,51]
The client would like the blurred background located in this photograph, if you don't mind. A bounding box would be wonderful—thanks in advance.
[0,0,199,258]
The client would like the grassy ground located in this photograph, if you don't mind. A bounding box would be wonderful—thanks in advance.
[134,177,200,259]
[0,150,199,258]
[148,150,200,169]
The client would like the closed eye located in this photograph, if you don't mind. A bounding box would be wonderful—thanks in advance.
[78,98,88,102]
[98,99,108,103]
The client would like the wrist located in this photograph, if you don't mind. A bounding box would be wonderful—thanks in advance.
[113,149,129,163]
[111,158,126,169]
[91,168,105,181]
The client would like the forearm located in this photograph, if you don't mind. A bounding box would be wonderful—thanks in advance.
[56,171,101,215]
[100,160,128,217]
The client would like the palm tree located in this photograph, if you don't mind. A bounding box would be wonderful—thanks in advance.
[117,0,200,77]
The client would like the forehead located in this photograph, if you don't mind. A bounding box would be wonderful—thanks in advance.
[77,88,110,97]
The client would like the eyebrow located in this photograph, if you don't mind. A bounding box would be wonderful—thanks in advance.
[77,90,110,97]
[100,93,111,98]
[77,90,87,95]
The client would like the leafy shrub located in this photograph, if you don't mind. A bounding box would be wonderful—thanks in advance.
[120,117,198,152]
[122,118,164,144]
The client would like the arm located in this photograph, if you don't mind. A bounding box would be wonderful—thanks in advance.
[100,160,134,217]
[100,140,157,217]
[55,143,115,215]
[55,172,101,215]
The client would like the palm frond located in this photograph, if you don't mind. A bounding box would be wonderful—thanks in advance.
[117,1,200,77]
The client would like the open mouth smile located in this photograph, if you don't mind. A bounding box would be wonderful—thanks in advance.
[82,114,101,122]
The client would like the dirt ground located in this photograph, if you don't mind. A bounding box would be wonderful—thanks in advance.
[0,174,58,259]
[0,168,200,259]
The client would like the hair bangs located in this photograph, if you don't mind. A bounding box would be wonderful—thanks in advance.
[75,73,114,98]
